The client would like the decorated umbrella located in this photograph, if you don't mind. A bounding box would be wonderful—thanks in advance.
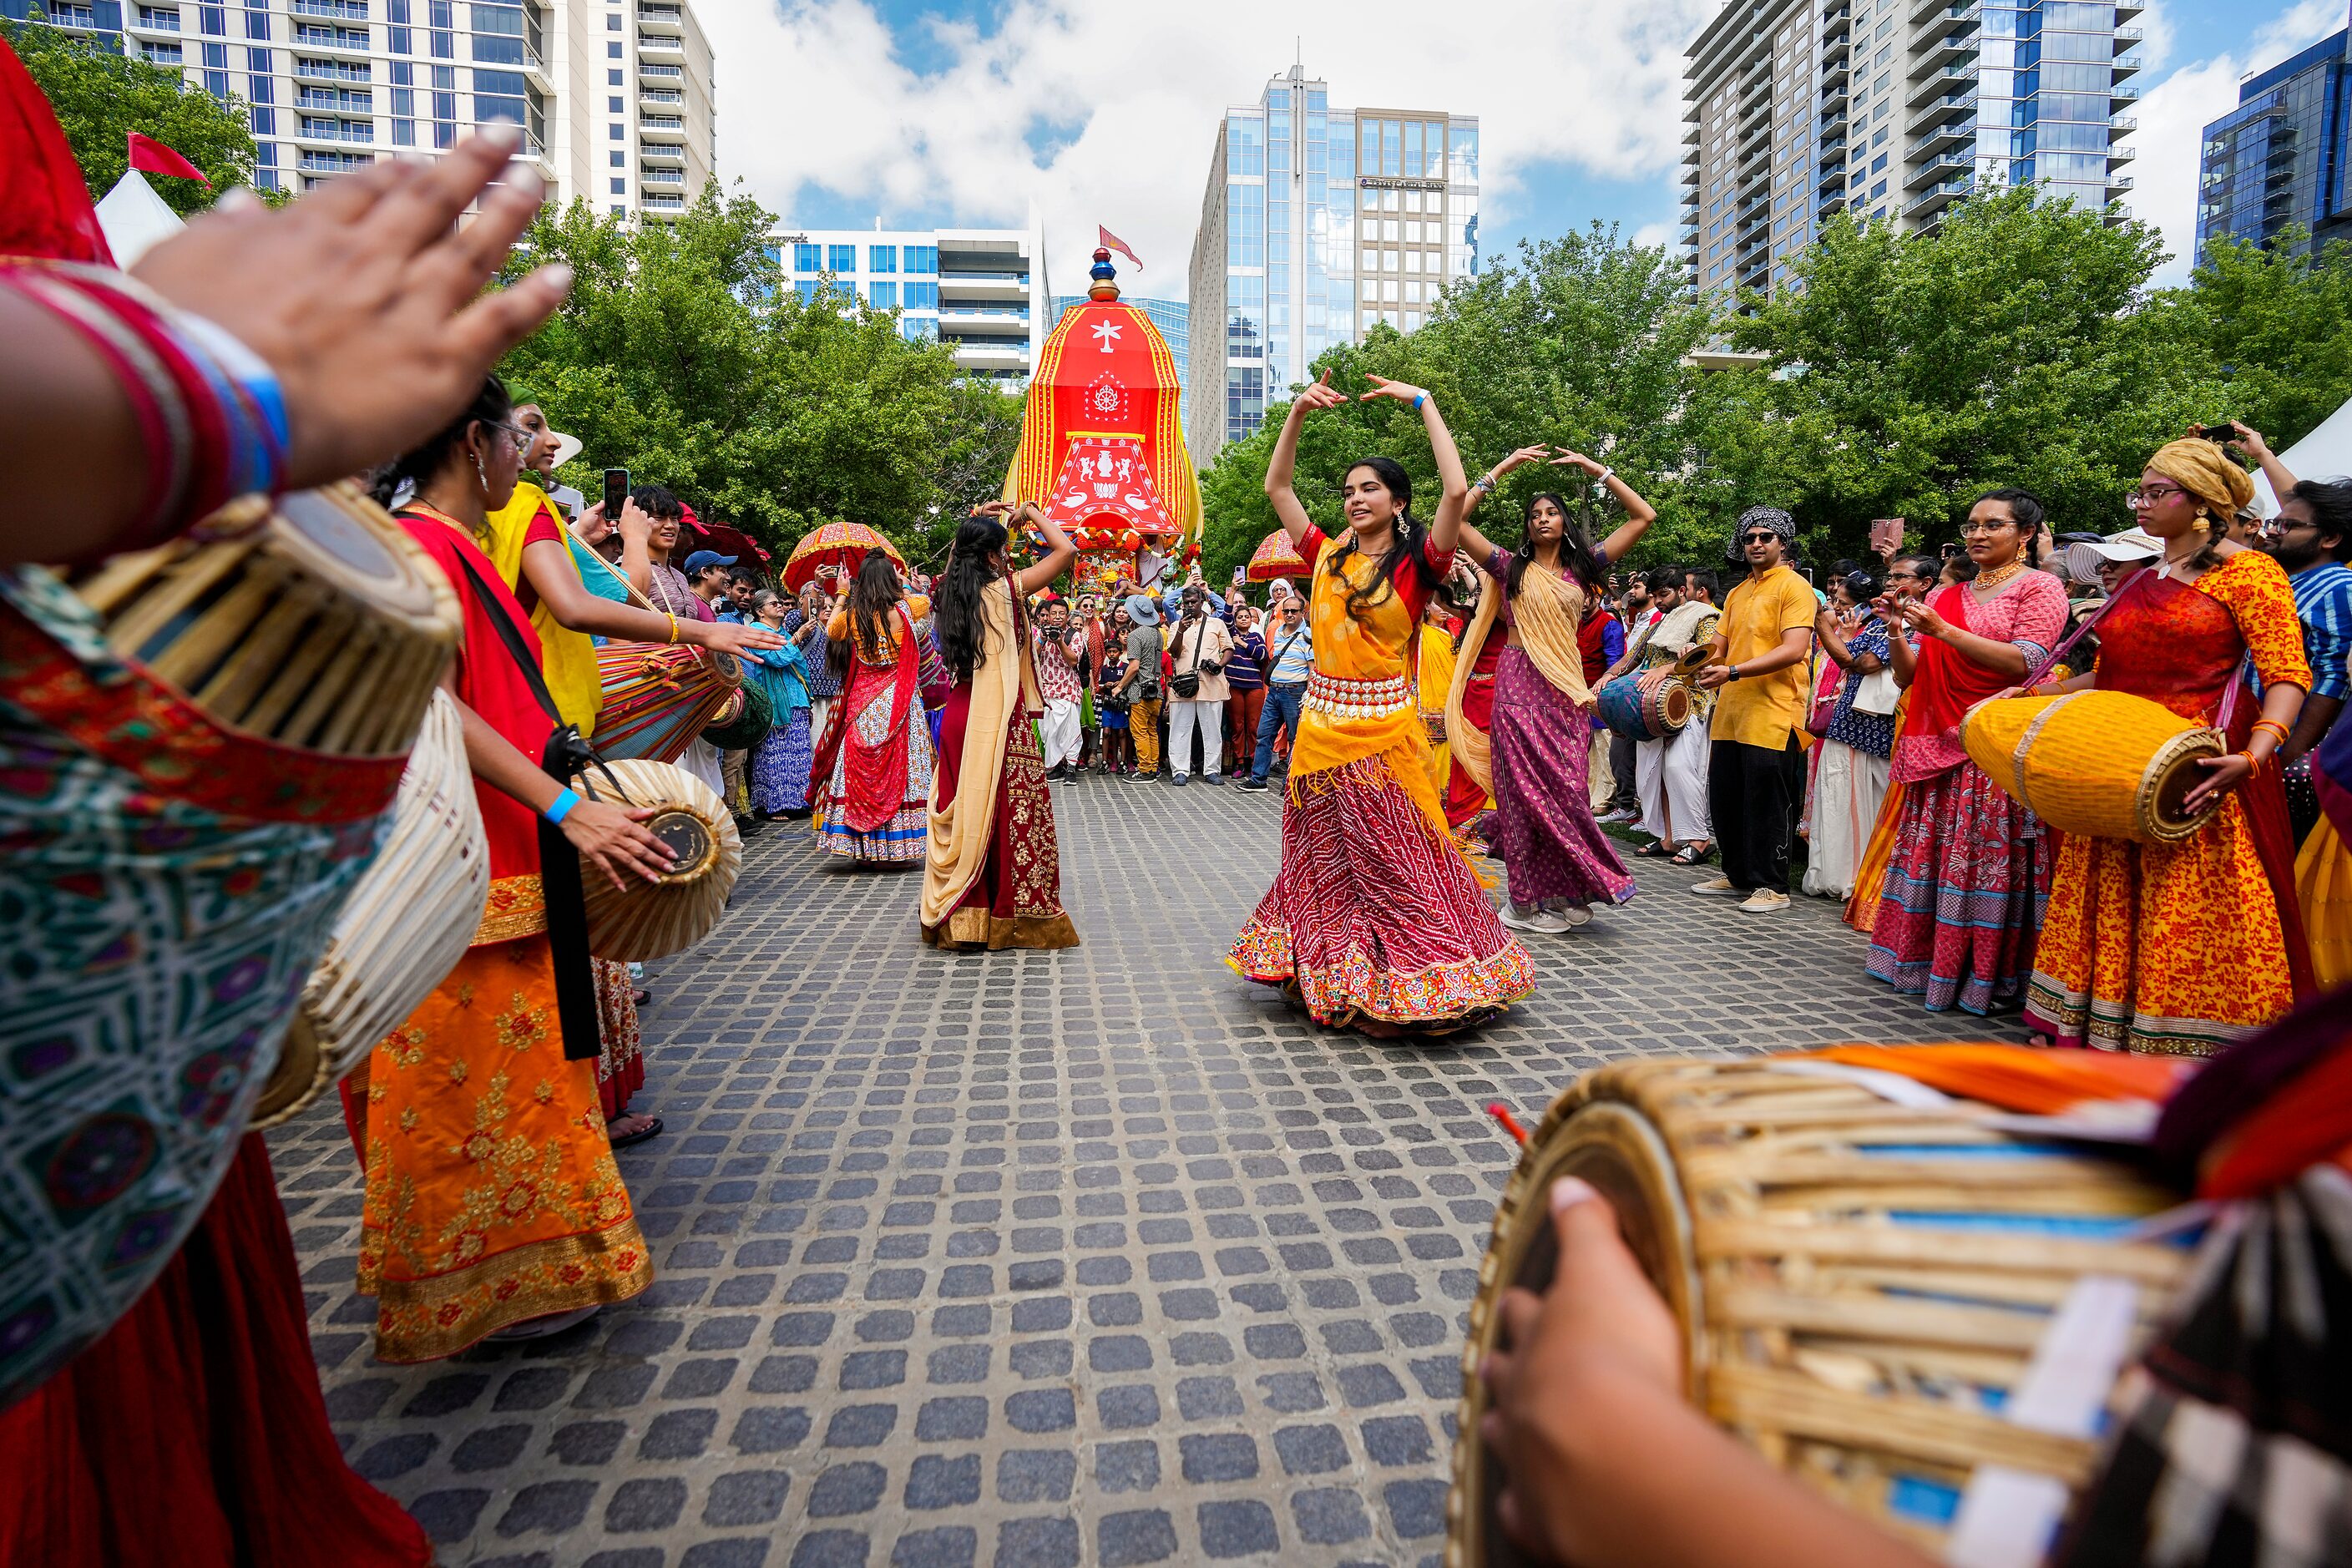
[784,521,905,592]
[695,521,773,569]
[1247,528,1309,582]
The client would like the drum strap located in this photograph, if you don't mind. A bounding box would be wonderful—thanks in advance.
[448,547,605,1064]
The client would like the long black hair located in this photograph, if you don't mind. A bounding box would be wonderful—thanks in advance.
[936,512,1008,680]
[1505,490,1608,600]
[828,547,905,681]
[1971,488,2047,568]
[369,374,511,518]
[1325,457,1440,625]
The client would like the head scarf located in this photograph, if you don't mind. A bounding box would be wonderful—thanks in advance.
[1727,504,1796,561]
[2146,439,2255,524]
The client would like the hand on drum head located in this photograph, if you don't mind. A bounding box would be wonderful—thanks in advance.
[129,127,571,494]
[561,797,674,892]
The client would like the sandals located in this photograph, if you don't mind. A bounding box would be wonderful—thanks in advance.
[1633,840,1672,859]
[1672,842,1712,867]
[607,1113,664,1149]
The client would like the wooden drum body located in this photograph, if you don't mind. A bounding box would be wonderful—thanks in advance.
[255,690,490,1129]
[1596,672,1692,741]
[700,680,774,751]
[577,759,741,962]
[1451,1059,2193,1565]
[68,484,458,761]
[594,643,743,763]
[1961,690,2223,844]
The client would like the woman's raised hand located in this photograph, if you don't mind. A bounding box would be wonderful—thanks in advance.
[1358,373,1427,407]
[129,127,569,494]
[1297,370,1350,413]
[1495,445,1549,478]
[1548,448,1604,476]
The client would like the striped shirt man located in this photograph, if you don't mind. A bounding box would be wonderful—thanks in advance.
[2291,560,2352,703]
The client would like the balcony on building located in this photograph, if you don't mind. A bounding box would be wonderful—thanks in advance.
[1907,113,1973,159]
[639,61,683,80]
[636,31,682,55]
[639,165,685,185]
[127,4,181,33]
[289,21,374,55]
[1906,172,1973,218]
[639,112,685,142]
[2112,51,2141,83]
[292,114,376,145]
[1908,61,1978,108]
[2111,82,2140,108]
[640,192,684,213]
[639,141,684,167]
[635,2,681,29]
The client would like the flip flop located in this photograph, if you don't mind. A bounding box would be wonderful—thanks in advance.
[607,1114,663,1149]
[1672,843,1712,866]
[1633,841,1672,858]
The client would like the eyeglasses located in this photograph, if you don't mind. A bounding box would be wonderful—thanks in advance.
[2126,484,2186,510]
[1957,519,2016,535]
[1740,531,1780,544]
[486,423,533,453]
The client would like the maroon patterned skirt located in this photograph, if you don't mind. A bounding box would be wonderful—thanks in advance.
[922,688,1079,951]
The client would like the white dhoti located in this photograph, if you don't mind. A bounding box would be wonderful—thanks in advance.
[1587,730,1615,810]
[1799,737,1890,898]
[1636,721,1712,846]
[679,736,726,798]
[1039,697,1082,771]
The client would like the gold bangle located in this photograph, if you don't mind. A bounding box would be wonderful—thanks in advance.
[666,613,680,645]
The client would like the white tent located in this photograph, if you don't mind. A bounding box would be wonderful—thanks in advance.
[93,168,185,270]
[2252,395,2352,516]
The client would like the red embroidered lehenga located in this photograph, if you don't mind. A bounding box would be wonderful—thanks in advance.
[810,597,933,864]
[920,578,1078,950]
[2024,553,2315,1055]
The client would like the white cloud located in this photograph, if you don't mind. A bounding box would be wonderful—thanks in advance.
[701,0,1713,300]
[1631,220,1676,249]
[2132,0,2344,285]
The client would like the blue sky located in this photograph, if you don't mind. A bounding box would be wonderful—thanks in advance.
[706,0,2345,296]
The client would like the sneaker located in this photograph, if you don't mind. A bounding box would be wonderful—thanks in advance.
[1202,773,1226,787]
[1237,776,1268,792]
[1690,877,1747,897]
[1554,903,1594,928]
[1738,889,1791,913]
[1500,903,1573,933]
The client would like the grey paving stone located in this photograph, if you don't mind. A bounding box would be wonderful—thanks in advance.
[284,792,2029,1566]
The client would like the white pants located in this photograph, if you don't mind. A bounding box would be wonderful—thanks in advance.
[1801,738,1891,898]
[1167,698,1222,779]
[807,698,835,747]
[1039,697,1082,770]
[1636,721,1712,846]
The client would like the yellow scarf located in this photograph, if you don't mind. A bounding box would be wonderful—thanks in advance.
[482,480,604,736]
[1443,555,1591,795]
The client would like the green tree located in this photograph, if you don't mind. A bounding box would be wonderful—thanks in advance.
[1197,223,1721,583]
[3,17,261,215]
[499,184,1022,564]
[1710,189,2226,559]
[2183,226,2352,452]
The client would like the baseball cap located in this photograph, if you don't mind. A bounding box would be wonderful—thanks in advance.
[683,549,738,573]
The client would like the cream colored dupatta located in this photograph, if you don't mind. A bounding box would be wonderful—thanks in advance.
[1442,557,1593,796]
[919,578,1038,930]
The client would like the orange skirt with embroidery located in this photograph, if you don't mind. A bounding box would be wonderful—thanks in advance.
[348,935,651,1362]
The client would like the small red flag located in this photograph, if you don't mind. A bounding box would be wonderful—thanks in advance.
[127,131,210,186]
[1097,224,1143,273]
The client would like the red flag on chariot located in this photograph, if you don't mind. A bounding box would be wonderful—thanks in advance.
[1097,225,1142,273]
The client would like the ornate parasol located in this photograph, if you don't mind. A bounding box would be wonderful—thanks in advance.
[695,521,773,569]
[784,521,905,592]
[1247,528,1310,582]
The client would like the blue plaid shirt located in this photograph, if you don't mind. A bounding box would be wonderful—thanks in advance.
[2292,561,2352,704]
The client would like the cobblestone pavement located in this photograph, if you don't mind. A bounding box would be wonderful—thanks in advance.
[274,767,2028,1568]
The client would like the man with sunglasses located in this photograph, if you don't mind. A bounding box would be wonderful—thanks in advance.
[1691,508,1819,913]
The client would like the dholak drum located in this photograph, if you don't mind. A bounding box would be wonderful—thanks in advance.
[254,690,491,1130]
[68,483,459,759]
[594,642,744,762]
[1451,1059,2193,1565]
[576,758,742,961]
[1595,672,1692,741]
[1960,690,2224,844]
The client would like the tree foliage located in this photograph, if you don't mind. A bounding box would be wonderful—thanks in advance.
[1196,189,2347,583]
[4,18,260,215]
[498,185,1024,566]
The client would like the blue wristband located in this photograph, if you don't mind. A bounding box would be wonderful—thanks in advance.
[1411,392,1426,410]
[544,787,580,826]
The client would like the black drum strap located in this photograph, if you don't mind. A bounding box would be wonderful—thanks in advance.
[443,539,604,1063]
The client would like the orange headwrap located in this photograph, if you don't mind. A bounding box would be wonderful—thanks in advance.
[2145,438,2256,522]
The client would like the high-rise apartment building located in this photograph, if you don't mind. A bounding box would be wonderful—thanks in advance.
[1185,64,1479,466]
[0,0,715,221]
[1682,0,2139,302]
[2197,31,2352,261]
[771,216,1053,387]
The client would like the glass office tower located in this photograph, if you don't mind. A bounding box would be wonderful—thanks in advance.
[2197,31,2352,260]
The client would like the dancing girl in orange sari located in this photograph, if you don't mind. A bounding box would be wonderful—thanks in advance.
[1229,372,1535,1034]
[2022,440,2314,1055]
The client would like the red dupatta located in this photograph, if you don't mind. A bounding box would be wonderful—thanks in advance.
[1907,582,2017,751]
[807,603,919,832]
